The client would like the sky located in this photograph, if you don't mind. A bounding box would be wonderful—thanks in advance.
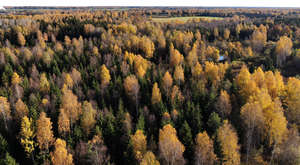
[0,0,300,7]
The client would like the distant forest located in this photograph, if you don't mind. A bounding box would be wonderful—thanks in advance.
[0,7,300,165]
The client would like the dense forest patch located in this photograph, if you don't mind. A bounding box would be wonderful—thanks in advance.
[0,7,300,165]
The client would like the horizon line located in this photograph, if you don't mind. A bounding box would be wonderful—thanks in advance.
[2,6,300,8]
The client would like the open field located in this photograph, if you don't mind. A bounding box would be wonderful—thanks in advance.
[151,16,224,22]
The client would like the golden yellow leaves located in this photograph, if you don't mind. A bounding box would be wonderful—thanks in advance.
[186,43,198,67]
[237,66,285,103]
[151,82,162,105]
[11,72,21,86]
[245,47,253,57]
[240,100,264,161]
[206,46,219,62]
[215,90,232,118]
[58,108,70,136]
[61,88,81,125]
[130,130,159,164]
[64,36,71,47]
[64,73,74,89]
[124,75,140,100]
[0,96,11,130]
[139,36,155,59]
[115,22,137,34]
[217,120,240,165]
[204,61,228,88]
[243,88,288,146]
[195,131,217,165]
[170,44,184,67]
[20,116,35,157]
[131,130,147,161]
[80,101,96,134]
[170,85,184,104]
[236,65,288,147]
[100,64,111,88]
[37,30,46,49]
[17,32,26,47]
[159,124,185,165]
[14,99,29,122]
[84,24,96,34]
[173,65,184,84]
[123,33,154,58]
[235,66,259,101]
[192,62,203,79]
[162,112,171,123]
[40,73,50,93]
[0,97,10,116]
[134,55,150,78]
[36,112,54,151]
[284,78,300,127]
[240,101,264,132]
[124,51,150,78]
[141,151,160,165]
[162,71,173,93]
[264,71,285,98]
[51,138,73,165]
[205,61,220,84]
[124,51,135,66]
[223,28,230,40]
[252,67,265,89]
[137,66,146,79]
[251,25,267,52]
[171,31,193,52]
[263,98,287,146]
[275,36,293,67]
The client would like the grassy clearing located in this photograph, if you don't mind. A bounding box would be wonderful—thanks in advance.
[151,16,224,22]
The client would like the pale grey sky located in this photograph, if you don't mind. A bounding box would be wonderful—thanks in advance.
[1,0,299,7]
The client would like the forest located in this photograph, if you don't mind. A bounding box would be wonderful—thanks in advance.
[0,7,300,165]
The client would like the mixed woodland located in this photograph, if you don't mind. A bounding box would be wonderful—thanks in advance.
[0,7,300,165]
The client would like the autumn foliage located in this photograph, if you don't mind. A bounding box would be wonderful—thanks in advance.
[0,7,300,165]
[159,124,185,165]
[217,120,240,165]
[51,138,73,165]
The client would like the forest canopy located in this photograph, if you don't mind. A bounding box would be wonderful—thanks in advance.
[0,7,300,165]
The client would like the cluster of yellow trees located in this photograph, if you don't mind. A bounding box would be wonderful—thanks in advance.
[1,8,300,165]
[237,66,300,164]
